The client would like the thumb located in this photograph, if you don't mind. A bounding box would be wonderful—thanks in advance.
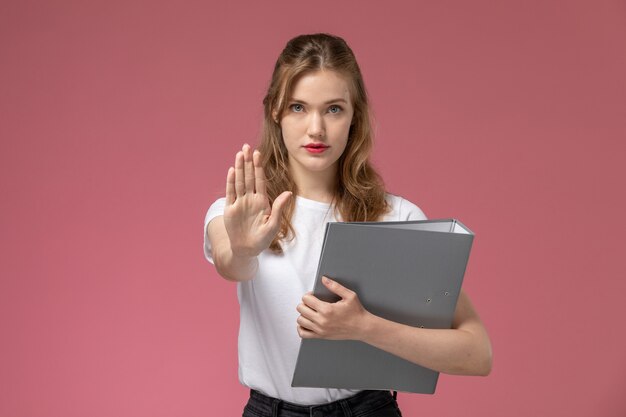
[322,276,352,299]
[268,191,293,228]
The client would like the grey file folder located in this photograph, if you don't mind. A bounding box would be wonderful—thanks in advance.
[291,219,474,394]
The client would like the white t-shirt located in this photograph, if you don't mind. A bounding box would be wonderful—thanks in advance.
[203,194,426,405]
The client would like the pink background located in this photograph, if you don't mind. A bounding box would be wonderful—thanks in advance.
[1,1,625,416]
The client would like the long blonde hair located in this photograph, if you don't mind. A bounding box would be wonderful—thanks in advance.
[258,33,390,253]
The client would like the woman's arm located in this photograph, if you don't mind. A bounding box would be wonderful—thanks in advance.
[297,277,492,376]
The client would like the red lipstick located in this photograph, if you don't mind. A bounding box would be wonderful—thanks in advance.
[304,143,329,154]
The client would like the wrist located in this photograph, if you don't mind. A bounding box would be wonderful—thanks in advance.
[215,248,259,282]
[230,247,259,260]
[229,249,259,271]
[357,310,378,343]
[229,242,263,259]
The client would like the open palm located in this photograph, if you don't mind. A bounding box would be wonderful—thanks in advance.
[223,144,291,257]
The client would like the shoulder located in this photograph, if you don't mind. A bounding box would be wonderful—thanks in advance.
[204,197,227,227]
[384,193,428,221]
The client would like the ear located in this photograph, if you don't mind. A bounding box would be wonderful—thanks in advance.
[271,109,279,123]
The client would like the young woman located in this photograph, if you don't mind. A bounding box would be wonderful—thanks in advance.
[204,33,492,417]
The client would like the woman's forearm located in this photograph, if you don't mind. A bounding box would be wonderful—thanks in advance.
[207,217,258,282]
[359,313,492,375]
[357,289,492,376]
[214,246,258,282]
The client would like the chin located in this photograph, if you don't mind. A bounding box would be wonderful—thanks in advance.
[306,160,339,172]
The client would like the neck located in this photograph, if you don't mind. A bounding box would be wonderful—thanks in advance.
[289,165,338,204]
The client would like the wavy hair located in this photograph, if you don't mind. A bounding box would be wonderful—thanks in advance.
[258,33,390,253]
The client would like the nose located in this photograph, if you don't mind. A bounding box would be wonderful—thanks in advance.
[306,111,325,138]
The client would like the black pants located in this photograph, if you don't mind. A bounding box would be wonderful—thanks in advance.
[242,389,402,417]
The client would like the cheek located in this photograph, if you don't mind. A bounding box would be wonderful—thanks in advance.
[280,118,302,136]
[337,119,353,141]
[280,125,296,144]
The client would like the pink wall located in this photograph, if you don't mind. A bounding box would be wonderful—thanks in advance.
[1,1,625,416]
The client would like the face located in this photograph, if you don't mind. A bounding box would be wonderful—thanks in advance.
[278,70,354,184]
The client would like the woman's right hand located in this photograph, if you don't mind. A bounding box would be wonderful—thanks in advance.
[223,144,292,258]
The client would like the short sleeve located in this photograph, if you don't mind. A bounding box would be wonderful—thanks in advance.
[382,193,427,222]
[398,197,428,221]
[203,197,227,264]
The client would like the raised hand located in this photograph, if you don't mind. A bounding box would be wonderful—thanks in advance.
[223,144,292,258]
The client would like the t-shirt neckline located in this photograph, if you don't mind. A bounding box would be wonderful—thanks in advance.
[295,195,333,211]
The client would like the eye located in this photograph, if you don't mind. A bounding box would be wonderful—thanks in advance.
[328,105,342,114]
[290,104,304,112]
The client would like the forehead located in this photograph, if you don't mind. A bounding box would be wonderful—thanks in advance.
[290,70,352,104]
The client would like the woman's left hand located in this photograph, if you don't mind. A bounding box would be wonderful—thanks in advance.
[296,276,371,341]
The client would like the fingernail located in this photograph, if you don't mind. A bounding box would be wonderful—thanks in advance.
[323,276,331,285]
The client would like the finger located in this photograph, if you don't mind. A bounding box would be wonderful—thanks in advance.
[322,276,354,300]
[243,144,255,194]
[301,293,328,313]
[234,151,245,197]
[225,167,236,205]
[296,301,319,320]
[297,325,317,339]
[253,150,266,196]
[296,315,318,332]
[267,191,293,230]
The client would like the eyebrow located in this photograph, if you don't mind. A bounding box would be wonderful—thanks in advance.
[289,98,348,105]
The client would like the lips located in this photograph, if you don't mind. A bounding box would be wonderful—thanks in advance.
[304,143,329,149]
[303,143,329,154]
